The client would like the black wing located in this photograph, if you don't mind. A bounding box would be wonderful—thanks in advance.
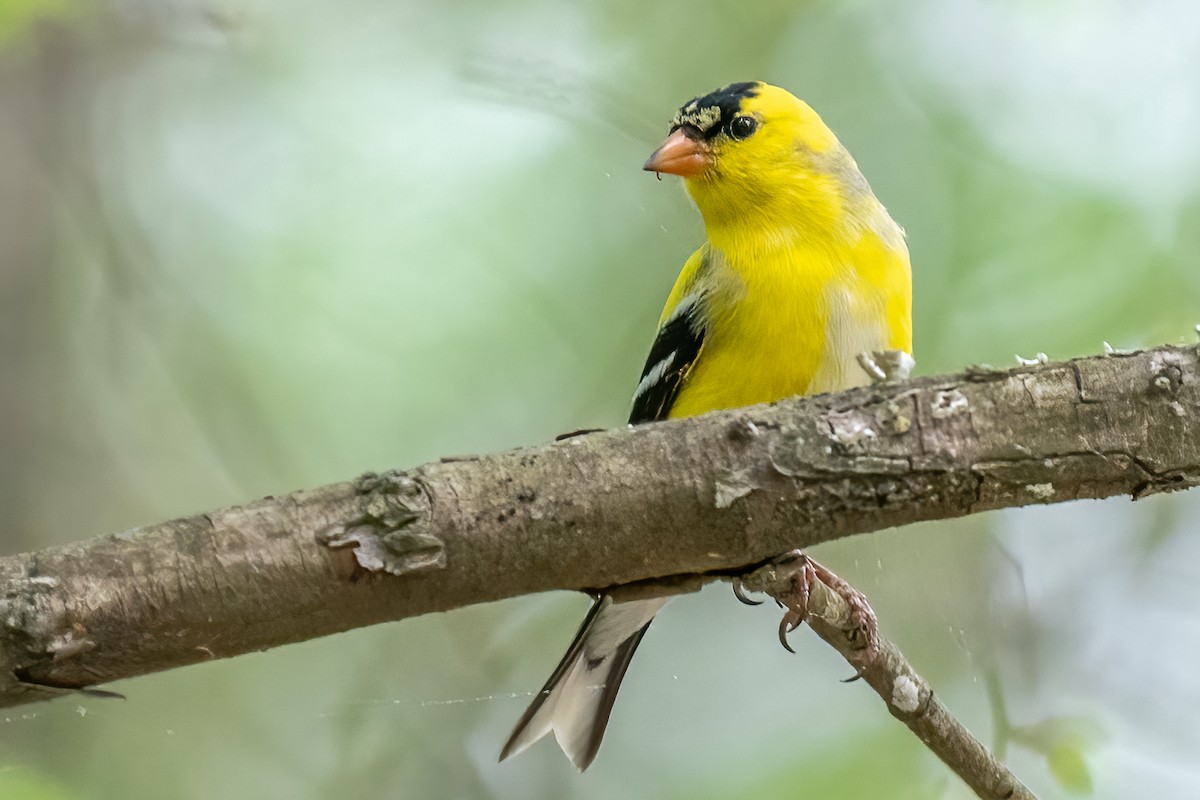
[628,299,705,425]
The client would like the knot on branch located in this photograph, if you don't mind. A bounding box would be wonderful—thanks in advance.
[316,471,444,577]
[1149,351,1185,395]
[0,572,110,699]
[2,573,61,642]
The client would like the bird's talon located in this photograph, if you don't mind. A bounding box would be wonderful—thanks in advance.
[778,615,798,653]
[856,351,886,382]
[732,579,763,606]
[857,349,915,384]
[766,551,881,665]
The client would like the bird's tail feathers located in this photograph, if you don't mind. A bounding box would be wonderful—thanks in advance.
[499,595,666,771]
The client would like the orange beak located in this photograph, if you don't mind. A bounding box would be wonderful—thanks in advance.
[643,128,711,177]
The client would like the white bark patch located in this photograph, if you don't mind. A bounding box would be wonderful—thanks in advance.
[827,409,877,449]
[49,631,96,660]
[1016,352,1049,366]
[891,674,920,713]
[1026,483,1056,500]
[714,468,757,509]
[931,389,969,418]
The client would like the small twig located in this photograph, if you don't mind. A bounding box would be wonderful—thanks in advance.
[740,553,1037,800]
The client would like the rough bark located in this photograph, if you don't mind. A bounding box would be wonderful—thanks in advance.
[0,344,1196,709]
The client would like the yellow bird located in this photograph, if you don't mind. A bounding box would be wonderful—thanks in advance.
[500,81,913,770]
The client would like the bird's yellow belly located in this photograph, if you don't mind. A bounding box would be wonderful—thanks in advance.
[667,314,826,418]
[667,241,908,419]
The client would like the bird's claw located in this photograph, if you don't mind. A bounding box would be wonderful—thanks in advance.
[771,551,879,662]
[857,349,915,384]
[778,614,799,653]
[732,578,764,606]
[775,552,818,654]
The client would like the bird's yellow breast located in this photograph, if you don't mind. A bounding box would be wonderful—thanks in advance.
[665,225,911,419]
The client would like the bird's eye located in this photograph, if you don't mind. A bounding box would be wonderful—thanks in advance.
[728,115,758,140]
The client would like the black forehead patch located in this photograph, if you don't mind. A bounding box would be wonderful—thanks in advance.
[669,82,760,139]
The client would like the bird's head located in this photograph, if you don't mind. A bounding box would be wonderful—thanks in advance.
[645,82,865,235]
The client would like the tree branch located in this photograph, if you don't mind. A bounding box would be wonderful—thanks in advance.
[1,343,1196,713]
[742,552,1036,800]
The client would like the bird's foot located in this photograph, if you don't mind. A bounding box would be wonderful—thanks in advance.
[857,349,915,384]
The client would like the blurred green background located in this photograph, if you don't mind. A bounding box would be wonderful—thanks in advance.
[2,1,1198,798]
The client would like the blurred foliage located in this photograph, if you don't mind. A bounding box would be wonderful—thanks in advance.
[0,0,76,48]
[0,767,74,800]
[1,1,1198,799]
[673,727,932,800]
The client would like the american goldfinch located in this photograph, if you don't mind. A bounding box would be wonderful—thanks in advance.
[500,81,913,771]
